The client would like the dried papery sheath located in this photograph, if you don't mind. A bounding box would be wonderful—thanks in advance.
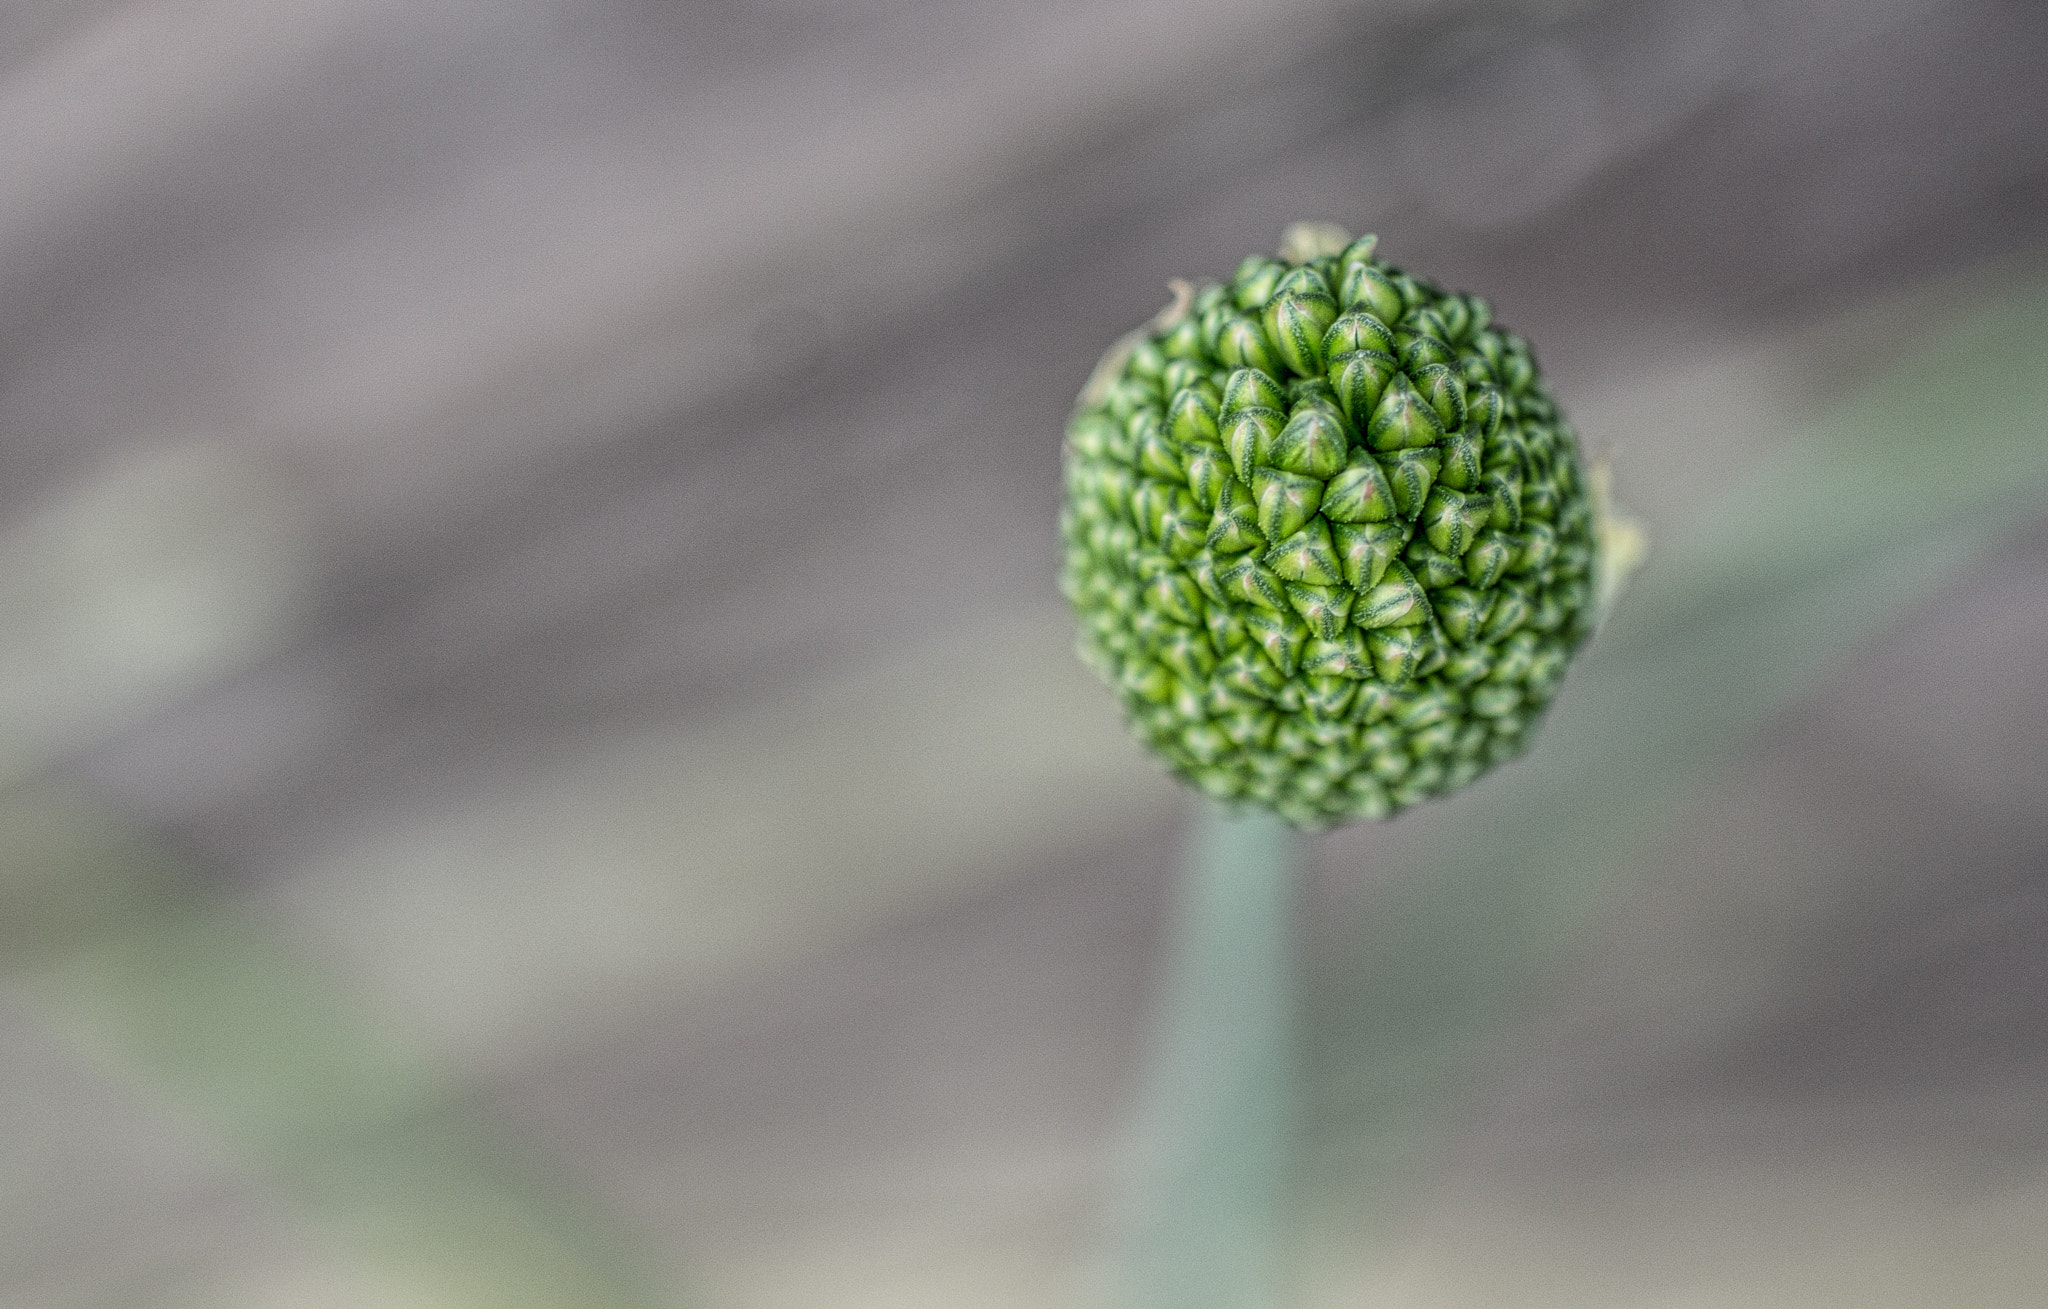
[1061,226,1612,828]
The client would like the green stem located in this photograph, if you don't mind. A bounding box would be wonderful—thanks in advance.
[1116,803,1300,1309]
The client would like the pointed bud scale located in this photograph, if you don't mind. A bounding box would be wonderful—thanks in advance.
[1131,479,1172,541]
[1367,375,1445,452]
[1156,628,1218,682]
[1181,721,1229,765]
[1335,234,1381,273]
[1435,296,1472,343]
[1221,368,1289,415]
[1232,256,1288,310]
[1488,632,1538,684]
[1301,675,1361,717]
[1128,339,1169,380]
[1123,659,1177,704]
[1103,377,1158,419]
[1413,364,1468,431]
[1222,407,1284,483]
[1217,649,1288,701]
[1199,305,1234,359]
[1421,486,1493,556]
[1482,585,1532,640]
[1398,332,1456,371]
[1327,349,1399,426]
[1285,582,1354,640]
[1498,347,1536,394]
[1514,521,1556,574]
[1481,470,1522,528]
[1205,478,1264,554]
[1389,271,1427,314]
[1323,311,1397,358]
[1252,467,1324,541]
[1218,554,1288,612]
[1163,489,1204,557]
[1264,269,1340,377]
[1332,520,1406,590]
[1415,624,1450,677]
[1432,586,1495,644]
[1441,649,1491,686]
[1383,446,1441,518]
[1095,464,1137,517]
[1159,315,1207,361]
[1366,624,1429,684]
[1243,607,1309,675]
[1183,448,1230,510]
[1461,295,1493,336]
[1469,683,1523,718]
[1219,707,1278,748]
[1160,357,1207,394]
[1138,430,1184,481]
[1319,453,1398,523]
[1269,405,1350,478]
[1340,261,1405,322]
[1264,521,1343,585]
[1063,231,1605,825]
[1167,386,1223,448]
[1401,307,1452,341]
[1356,562,1429,629]
[1288,375,1339,407]
[1217,315,1282,374]
[1404,539,1466,589]
[1459,352,1499,388]
[1301,628,1372,681]
[1439,430,1485,491]
[1463,530,1515,589]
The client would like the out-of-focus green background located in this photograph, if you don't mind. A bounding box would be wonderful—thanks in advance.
[4,1,2047,1305]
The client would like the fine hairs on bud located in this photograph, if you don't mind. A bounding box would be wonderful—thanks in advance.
[1061,225,1626,828]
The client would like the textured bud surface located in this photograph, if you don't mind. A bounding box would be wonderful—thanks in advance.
[1061,232,1598,828]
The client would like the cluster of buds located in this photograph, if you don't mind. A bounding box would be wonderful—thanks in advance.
[1061,230,1599,827]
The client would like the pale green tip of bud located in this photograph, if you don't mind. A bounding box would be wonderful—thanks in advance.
[1279,221,1361,265]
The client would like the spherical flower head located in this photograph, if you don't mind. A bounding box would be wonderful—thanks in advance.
[1060,227,1603,828]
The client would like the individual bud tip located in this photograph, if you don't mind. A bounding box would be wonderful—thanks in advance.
[1279,221,1353,265]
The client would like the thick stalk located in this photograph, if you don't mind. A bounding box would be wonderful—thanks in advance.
[1115,804,1300,1309]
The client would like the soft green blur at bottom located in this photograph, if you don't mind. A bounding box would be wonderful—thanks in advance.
[1113,805,1300,1309]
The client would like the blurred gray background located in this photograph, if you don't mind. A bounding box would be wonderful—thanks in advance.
[3,0,2047,1305]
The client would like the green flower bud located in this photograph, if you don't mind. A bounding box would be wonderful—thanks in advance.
[1251,466,1323,541]
[1327,349,1400,426]
[1205,477,1264,554]
[1319,452,1398,523]
[1183,447,1230,510]
[1222,405,1284,483]
[1339,260,1406,322]
[1382,446,1441,518]
[1269,403,1350,478]
[1265,520,1342,585]
[1061,228,1608,826]
[1332,520,1405,589]
[1324,311,1397,358]
[1232,256,1289,310]
[1367,374,1445,452]
[1217,315,1282,374]
[1263,268,1340,377]
[1166,384,1223,447]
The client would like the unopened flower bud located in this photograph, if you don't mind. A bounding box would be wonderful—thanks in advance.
[1061,228,1607,825]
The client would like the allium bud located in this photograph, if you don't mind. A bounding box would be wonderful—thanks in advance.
[1061,228,1610,827]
